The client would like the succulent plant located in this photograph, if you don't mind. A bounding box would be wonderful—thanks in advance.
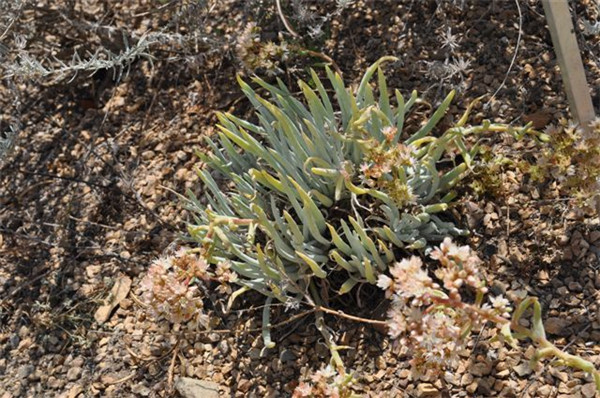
[183,56,534,345]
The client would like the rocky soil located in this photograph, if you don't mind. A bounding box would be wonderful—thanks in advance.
[1,1,600,397]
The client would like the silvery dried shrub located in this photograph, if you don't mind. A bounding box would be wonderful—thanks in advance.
[0,124,17,162]
[180,56,535,346]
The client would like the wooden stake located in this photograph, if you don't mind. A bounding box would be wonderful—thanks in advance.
[542,0,596,126]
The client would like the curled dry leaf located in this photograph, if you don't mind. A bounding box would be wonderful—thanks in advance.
[94,274,132,324]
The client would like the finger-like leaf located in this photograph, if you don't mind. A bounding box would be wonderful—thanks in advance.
[338,278,359,295]
[407,90,455,144]
[296,251,327,278]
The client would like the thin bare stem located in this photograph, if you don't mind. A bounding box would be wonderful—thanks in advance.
[314,305,387,326]
[0,2,24,42]
[485,0,522,107]
[300,48,344,77]
[275,0,300,38]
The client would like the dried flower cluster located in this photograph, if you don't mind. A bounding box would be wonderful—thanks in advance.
[213,260,238,294]
[236,22,289,75]
[378,238,511,376]
[360,131,417,207]
[293,366,356,398]
[525,118,600,212]
[140,248,237,327]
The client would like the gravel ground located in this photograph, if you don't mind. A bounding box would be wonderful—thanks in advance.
[1,1,600,397]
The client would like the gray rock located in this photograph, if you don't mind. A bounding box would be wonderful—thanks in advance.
[9,334,20,349]
[175,377,221,398]
[17,364,34,379]
[469,360,492,377]
[217,340,229,356]
[131,382,152,397]
[66,366,82,381]
[248,348,261,359]
[581,382,597,398]
[47,376,65,389]
[513,362,532,377]
[279,349,296,363]
[415,383,440,397]
[544,317,570,336]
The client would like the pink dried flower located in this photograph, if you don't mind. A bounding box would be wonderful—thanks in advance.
[338,161,354,181]
[430,237,470,264]
[431,238,485,294]
[140,251,210,327]
[386,305,408,339]
[292,382,313,397]
[486,295,512,318]
[215,260,238,294]
[382,126,397,142]
[376,274,394,298]
[359,162,370,174]
[171,248,210,281]
[393,143,415,167]
[378,239,511,376]
[293,366,354,398]
[312,365,337,383]
[388,256,437,303]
